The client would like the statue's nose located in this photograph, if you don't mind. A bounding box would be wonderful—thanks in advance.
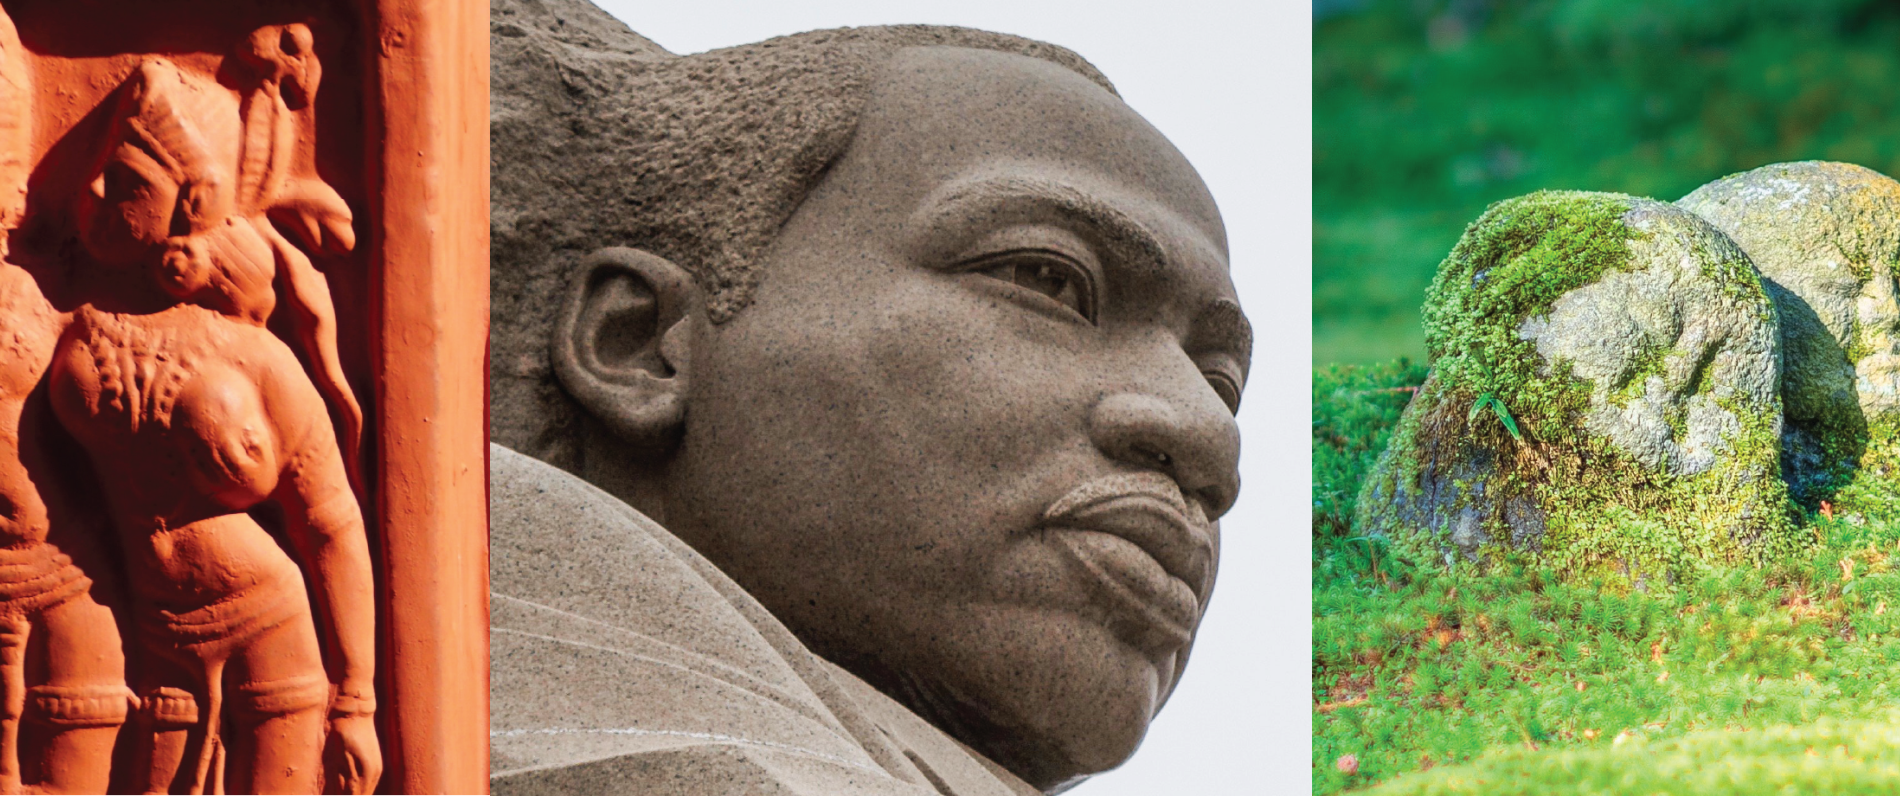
[1086,389,1241,520]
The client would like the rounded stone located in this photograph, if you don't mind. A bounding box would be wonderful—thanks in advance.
[1357,190,1795,578]
[1680,161,1900,505]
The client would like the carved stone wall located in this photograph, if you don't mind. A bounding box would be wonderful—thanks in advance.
[0,1,488,792]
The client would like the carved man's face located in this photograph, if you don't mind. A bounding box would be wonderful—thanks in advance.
[654,46,1246,786]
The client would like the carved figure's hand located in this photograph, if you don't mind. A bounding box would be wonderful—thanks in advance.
[269,177,356,255]
[324,714,382,795]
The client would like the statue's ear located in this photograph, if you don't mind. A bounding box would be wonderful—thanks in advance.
[551,247,701,452]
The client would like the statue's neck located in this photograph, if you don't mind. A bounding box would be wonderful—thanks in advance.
[574,417,672,526]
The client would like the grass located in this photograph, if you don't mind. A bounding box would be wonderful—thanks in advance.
[1362,718,1900,795]
[1314,0,1900,364]
[1313,361,1900,794]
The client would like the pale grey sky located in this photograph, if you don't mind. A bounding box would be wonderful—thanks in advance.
[583,3,1310,793]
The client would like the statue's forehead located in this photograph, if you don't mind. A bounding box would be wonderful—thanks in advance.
[850,45,1228,257]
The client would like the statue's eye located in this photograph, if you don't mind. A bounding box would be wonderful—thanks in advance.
[967,249,1096,323]
[1204,370,1242,415]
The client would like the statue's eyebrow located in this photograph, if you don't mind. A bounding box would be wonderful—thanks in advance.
[908,170,1248,368]
[904,170,1170,278]
[1192,298,1253,382]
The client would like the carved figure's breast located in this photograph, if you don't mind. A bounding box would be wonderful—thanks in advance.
[49,306,294,518]
[49,305,306,604]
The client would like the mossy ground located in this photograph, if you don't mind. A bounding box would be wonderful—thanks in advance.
[1316,362,1900,794]
[1360,718,1900,795]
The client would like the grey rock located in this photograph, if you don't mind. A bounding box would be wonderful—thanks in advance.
[1518,199,1778,478]
[1681,161,1900,502]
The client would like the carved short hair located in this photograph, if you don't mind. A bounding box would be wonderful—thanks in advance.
[490,0,1115,466]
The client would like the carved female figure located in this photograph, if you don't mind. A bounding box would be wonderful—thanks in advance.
[46,25,378,794]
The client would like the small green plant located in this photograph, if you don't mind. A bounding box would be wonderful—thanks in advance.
[1467,392,1522,443]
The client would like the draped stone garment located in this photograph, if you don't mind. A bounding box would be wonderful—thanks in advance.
[489,444,1038,796]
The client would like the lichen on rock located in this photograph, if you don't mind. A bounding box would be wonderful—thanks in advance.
[1679,161,1900,510]
[1357,190,1797,581]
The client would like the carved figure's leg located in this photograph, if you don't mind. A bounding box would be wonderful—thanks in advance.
[0,614,28,792]
[131,656,201,795]
[22,594,130,795]
[223,611,324,795]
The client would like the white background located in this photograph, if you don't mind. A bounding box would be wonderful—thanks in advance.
[585,3,1311,793]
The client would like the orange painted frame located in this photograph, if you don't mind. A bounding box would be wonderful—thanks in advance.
[362,0,488,792]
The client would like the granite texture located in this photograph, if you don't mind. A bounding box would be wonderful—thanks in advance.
[489,1,1250,791]
[1520,199,1780,479]
[490,445,1037,796]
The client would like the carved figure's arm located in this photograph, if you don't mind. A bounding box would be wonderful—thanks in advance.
[274,429,373,699]
[262,221,364,489]
[269,380,381,793]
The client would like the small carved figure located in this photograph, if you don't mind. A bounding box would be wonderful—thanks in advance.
[0,270,136,796]
[48,26,378,795]
[0,9,139,794]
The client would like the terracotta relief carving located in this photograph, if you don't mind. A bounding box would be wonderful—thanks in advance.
[0,5,392,793]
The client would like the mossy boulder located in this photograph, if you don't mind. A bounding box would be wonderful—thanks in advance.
[1356,191,1796,579]
[1679,162,1900,507]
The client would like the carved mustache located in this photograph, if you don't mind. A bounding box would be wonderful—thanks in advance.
[1040,471,1215,594]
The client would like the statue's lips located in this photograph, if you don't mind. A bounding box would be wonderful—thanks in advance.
[1040,473,1213,648]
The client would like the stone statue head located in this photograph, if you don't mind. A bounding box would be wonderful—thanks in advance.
[490,0,1250,787]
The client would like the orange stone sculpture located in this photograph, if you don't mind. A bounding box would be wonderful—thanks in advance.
[0,1,488,792]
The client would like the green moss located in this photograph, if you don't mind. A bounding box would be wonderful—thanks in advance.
[1798,417,1873,510]
[1608,342,1666,408]
[1846,335,1876,370]
[1832,419,1900,521]
[1316,417,1900,795]
[1531,392,1798,582]
[1422,191,1637,420]
[1316,360,1432,539]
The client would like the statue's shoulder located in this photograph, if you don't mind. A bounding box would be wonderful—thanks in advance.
[488,444,1037,795]
[490,443,823,715]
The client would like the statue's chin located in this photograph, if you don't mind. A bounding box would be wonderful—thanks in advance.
[865,646,1159,790]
